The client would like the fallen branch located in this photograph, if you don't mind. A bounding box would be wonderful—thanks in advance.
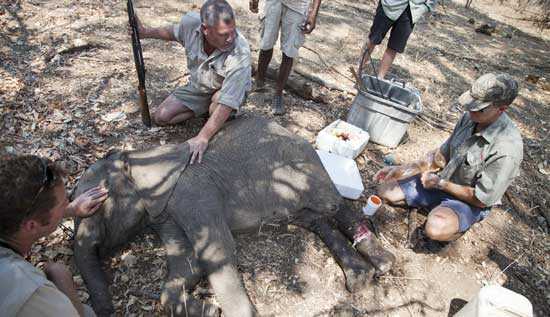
[45,41,103,62]
[262,65,329,103]
[505,190,550,226]
[293,65,355,94]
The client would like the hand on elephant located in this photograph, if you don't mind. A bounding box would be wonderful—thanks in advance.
[66,186,108,218]
[188,135,209,164]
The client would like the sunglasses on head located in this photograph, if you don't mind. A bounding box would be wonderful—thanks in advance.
[23,158,55,218]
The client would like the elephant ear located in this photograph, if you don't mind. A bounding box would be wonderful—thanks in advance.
[125,143,191,218]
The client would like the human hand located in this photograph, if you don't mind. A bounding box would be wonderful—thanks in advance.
[303,14,317,34]
[420,172,440,189]
[128,15,146,38]
[249,0,259,13]
[67,186,108,218]
[373,166,400,183]
[188,135,209,164]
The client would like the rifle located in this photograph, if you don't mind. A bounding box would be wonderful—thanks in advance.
[127,0,152,127]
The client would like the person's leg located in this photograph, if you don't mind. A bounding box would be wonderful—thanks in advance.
[361,1,393,71]
[276,53,293,96]
[382,6,414,78]
[256,49,273,87]
[377,180,407,206]
[377,47,397,79]
[256,0,283,88]
[154,94,195,126]
[43,262,85,316]
[271,7,304,115]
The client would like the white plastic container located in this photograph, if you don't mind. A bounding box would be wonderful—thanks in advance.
[316,150,364,200]
[316,120,370,159]
[454,285,533,317]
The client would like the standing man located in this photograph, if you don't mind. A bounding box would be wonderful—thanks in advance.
[0,153,109,316]
[362,0,436,79]
[134,0,251,163]
[250,0,321,115]
[374,73,522,252]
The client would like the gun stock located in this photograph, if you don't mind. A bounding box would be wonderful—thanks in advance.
[127,0,151,127]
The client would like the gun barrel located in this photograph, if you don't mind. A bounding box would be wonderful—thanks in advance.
[127,0,151,127]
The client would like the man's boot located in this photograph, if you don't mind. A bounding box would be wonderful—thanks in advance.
[352,224,395,276]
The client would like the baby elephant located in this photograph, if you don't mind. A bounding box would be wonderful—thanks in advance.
[73,116,394,317]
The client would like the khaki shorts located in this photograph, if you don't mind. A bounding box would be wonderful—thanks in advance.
[172,84,246,116]
[259,0,306,58]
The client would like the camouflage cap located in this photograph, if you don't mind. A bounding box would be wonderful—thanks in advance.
[458,73,519,111]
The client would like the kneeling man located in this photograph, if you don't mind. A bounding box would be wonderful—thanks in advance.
[374,73,523,252]
[134,0,251,163]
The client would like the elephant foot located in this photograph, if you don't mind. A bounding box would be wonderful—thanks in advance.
[342,260,375,293]
[353,225,395,277]
[294,210,374,293]
[163,292,220,317]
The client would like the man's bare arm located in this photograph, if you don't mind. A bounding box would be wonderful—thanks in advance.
[134,16,176,41]
[187,104,233,164]
[421,172,486,208]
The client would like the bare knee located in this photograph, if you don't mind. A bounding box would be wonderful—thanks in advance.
[43,262,72,280]
[425,209,460,241]
[154,107,171,126]
[376,181,405,205]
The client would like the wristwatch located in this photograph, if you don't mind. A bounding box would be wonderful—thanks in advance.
[437,178,446,190]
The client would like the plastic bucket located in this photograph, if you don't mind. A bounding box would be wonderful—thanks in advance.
[347,75,422,148]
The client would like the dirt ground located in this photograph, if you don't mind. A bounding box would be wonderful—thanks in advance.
[1,0,549,316]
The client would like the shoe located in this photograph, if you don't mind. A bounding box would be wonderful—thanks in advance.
[412,226,451,254]
[353,224,395,276]
[271,95,285,115]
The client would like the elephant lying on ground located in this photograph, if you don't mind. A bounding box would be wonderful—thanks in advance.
[73,116,395,317]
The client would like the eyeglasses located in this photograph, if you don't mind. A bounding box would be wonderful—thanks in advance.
[23,158,55,218]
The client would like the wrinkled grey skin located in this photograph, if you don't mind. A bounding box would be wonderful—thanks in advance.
[73,116,374,317]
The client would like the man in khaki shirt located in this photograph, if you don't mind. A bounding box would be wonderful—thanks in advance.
[374,73,522,252]
[134,0,251,164]
[0,153,108,316]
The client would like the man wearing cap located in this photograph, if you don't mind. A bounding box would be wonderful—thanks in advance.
[361,0,437,79]
[249,0,321,115]
[373,73,523,252]
[133,0,251,164]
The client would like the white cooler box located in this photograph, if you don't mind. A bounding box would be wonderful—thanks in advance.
[316,150,364,200]
[316,120,370,159]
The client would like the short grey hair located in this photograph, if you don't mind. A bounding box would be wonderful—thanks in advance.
[200,0,235,27]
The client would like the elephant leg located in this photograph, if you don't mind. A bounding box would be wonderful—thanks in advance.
[74,239,114,317]
[292,208,375,293]
[333,205,395,276]
[150,216,220,317]
[170,189,256,317]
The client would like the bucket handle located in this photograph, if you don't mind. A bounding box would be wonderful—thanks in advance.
[357,41,385,98]
[390,78,406,88]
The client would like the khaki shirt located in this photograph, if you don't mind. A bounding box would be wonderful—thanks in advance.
[381,0,437,24]
[173,13,251,110]
[0,246,79,317]
[439,112,523,206]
